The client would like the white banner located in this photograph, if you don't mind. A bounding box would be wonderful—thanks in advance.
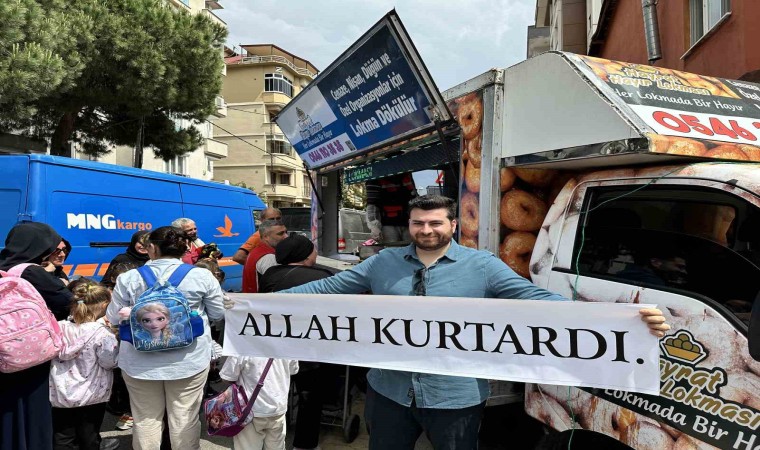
[223,294,661,395]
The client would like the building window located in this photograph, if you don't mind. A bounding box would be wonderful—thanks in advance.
[303,175,312,198]
[165,156,187,175]
[265,73,294,97]
[690,0,730,45]
[267,135,292,155]
[269,171,292,185]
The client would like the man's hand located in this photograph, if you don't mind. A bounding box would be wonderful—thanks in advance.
[223,294,235,310]
[639,308,671,338]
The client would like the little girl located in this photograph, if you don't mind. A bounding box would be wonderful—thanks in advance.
[220,356,299,450]
[49,278,120,450]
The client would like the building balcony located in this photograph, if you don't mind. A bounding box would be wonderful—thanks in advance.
[212,95,227,117]
[261,91,292,105]
[262,184,301,199]
[204,138,227,159]
[202,8,226,28]
[205,0,222,10]
[237,55,317,79]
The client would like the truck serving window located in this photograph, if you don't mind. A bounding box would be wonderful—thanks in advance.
[574,186,759,327]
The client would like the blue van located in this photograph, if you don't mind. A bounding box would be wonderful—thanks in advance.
[0,155,265,291]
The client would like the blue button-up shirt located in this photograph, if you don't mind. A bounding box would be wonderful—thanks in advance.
[281,241,566,409]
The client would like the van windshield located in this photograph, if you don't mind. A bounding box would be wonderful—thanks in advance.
[576,186,760,327]
[280,208,311,234]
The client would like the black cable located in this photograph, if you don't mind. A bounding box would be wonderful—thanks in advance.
[225,106,273,116]
[207,120,301,166]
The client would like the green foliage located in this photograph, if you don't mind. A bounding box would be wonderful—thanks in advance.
[341,182,366,210]
[0,0,85,122]
[0,0,227,163]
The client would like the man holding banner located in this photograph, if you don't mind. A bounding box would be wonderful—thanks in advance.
[232,195,668,450]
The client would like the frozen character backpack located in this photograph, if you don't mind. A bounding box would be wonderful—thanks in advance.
[119,264,203,352]
[0,263,64,373]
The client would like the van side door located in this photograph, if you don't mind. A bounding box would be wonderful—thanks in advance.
[528,170,760,449]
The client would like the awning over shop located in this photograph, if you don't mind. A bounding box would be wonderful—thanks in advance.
[343,134,459,184]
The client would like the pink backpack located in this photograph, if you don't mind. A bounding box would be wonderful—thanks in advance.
[0,263,64,373]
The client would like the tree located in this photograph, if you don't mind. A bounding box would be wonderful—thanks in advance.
[341,182,366,210]
[0,0,86,124]
[0,0,227,166]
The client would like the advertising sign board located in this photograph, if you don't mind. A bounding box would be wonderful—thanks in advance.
[572,54,760,149]
[276,11,451,170]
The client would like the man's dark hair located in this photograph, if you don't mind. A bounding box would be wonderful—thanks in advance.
[408,195,457,220]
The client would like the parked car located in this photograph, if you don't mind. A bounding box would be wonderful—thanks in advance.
[339,208,371,254]
[279,207,311,237]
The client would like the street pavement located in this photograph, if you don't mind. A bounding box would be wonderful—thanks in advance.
[99,380,541,449]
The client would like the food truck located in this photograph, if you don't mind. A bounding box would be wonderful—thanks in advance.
[275,11,760,449]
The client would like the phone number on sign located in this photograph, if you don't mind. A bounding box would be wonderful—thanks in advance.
[630,105,760,145]
[653,111,758,141]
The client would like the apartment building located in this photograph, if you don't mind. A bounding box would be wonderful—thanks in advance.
[213,44,318,208]
[532,0,760,81]
[534,0,603,55]
[73,0,229,180]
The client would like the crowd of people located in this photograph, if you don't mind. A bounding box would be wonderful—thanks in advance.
[0,196,670,450]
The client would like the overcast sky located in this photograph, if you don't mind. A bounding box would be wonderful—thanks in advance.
[216,0,537,92]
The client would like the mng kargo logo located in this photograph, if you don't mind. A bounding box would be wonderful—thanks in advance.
[66,213,153,231]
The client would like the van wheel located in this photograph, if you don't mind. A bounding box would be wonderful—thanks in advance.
[534,429,632,450]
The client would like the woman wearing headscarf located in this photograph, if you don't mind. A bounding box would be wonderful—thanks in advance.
[109,230,151,266]
[41,237,71,285]
[0,222,73,450]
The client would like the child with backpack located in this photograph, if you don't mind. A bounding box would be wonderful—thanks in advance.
[49,278,120,450]
[219,356,299,450]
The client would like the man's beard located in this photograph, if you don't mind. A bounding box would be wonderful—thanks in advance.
[412,232,453,251]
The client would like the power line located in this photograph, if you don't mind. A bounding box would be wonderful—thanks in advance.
[206,120,301,167]
[225,106,271,116]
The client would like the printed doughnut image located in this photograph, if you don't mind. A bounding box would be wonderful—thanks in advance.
[460,191,479,238]
[500,167,515,192]
[500,189,547,232]
[453,90,484,249]
[664,137,707,157]
[499,232,536,278]
[466,133,482,168]
[456,93,483,140]
[646,134,760,162]
[496,163,555,277]
[464,161,480,193]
